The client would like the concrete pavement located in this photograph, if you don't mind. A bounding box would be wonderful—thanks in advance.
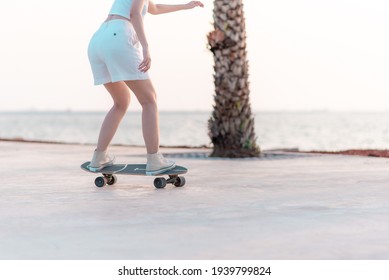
[0,140,388,259]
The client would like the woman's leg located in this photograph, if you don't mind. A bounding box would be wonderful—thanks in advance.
[125,79,159,154]
[125,79,175,175]
[96,81,131,152]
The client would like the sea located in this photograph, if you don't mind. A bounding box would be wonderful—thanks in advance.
[2,111,389,151]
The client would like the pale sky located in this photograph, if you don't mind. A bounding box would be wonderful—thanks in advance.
[0,0,388,111]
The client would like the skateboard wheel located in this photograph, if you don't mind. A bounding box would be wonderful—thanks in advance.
[107,175,117,186]
[154,177,167,189]
[95,176,107,188]
[174,176,186,187]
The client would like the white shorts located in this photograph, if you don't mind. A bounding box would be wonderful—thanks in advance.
[87,19,149,85]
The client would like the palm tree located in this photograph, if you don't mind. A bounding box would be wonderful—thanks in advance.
[207,0,260,158]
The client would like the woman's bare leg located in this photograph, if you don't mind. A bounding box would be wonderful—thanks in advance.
[125,79,159,154]
[96,81,131,152]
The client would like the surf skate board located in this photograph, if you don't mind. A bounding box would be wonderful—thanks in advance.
[81,162,187,189]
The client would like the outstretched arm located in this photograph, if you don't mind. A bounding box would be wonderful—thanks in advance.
[148,1,204,15]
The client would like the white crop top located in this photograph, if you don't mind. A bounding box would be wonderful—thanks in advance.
[109,0,148,19]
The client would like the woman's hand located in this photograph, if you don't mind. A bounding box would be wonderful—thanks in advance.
[139,47,151,72]
[185,1,204,9]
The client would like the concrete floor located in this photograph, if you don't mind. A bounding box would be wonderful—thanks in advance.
[1,141,389,259]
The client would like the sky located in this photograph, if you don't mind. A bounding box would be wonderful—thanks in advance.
[0,0,388,112]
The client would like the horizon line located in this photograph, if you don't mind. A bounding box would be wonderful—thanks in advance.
[2,109,389,114]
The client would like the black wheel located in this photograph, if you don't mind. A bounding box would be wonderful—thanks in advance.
[95,176,107,188]
[107,175,117,186]
[154,177,167,189]
[174,176,186,187]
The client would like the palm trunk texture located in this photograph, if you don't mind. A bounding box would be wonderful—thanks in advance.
[207,0,260,157]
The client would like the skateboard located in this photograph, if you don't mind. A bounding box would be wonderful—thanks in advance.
[81,162,187,189]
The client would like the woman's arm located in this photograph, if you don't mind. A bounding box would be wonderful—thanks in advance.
[148,1,204,15]
[130,0,151,72]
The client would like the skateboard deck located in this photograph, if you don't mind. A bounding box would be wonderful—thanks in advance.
[81,162,187,188]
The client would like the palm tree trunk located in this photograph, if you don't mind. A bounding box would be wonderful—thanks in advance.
[207,0,260,157]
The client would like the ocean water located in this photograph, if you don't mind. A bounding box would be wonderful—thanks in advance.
[1,111,389,151]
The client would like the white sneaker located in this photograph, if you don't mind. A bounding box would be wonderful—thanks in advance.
[88,149,115,172]
[146,152,175,176]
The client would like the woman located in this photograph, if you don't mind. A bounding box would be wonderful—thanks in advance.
[87,0,204,175]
